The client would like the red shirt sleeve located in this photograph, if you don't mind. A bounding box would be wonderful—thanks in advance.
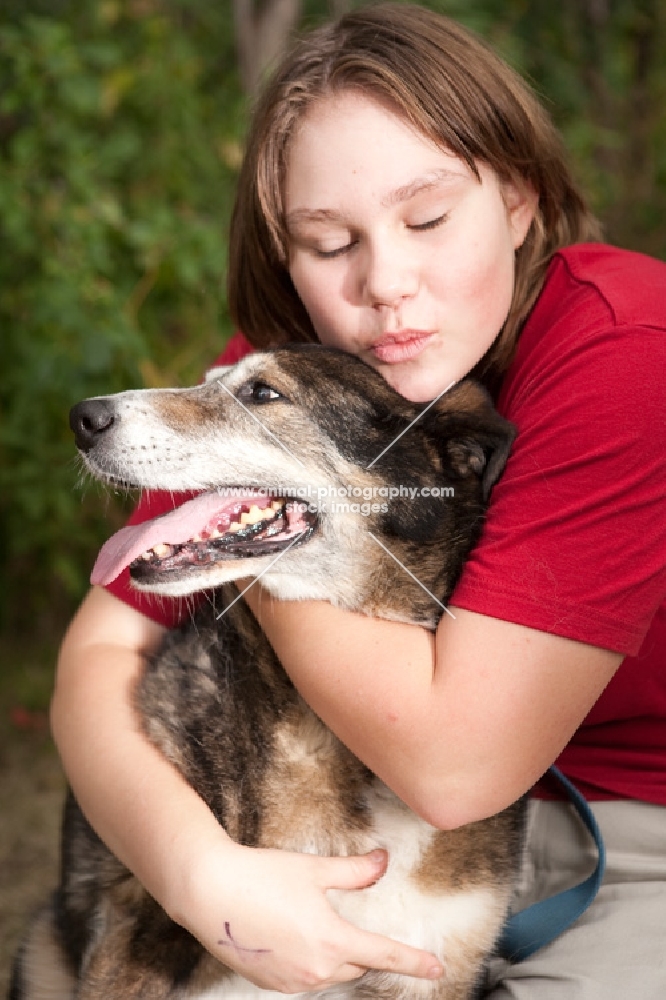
[450,247,666,801]
[451,250,666,657]
[103,332,255,626]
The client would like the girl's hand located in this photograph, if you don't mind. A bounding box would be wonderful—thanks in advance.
[170,836,444,993]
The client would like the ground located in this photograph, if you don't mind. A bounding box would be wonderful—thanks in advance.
[0,638,65,996]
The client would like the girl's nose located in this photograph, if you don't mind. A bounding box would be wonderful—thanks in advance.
[361,239,419,308]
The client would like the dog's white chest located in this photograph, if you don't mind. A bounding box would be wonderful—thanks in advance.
[192,785,498,1000]
[329,784,496,955]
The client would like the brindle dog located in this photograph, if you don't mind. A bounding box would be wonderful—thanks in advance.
[11,346,524,1000]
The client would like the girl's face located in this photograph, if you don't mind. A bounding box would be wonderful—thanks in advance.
[285,92,536,402]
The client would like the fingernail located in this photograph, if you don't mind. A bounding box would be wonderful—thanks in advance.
[428,963,443,979]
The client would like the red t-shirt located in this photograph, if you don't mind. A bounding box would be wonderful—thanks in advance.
[105,244,666,805]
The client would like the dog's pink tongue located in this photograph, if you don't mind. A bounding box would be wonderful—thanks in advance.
[90,491,259,586]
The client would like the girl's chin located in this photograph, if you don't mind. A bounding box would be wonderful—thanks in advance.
[366,345,473,403]
[382,368,460,403]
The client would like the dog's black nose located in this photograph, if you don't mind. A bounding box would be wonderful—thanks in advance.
[69,399,117,452]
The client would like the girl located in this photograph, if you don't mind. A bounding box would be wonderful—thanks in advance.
[53,4,666,997]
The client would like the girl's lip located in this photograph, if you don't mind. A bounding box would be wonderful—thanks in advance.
[370,330,435,364]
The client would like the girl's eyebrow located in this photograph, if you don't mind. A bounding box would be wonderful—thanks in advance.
[286,168,464,230]
[286,207,347,229]
[380,168,465,208]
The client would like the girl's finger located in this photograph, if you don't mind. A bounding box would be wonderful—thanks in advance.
[348,928,444,982]
[318,849,389,890]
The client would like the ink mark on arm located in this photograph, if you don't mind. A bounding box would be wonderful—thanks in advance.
[218,921,273,956]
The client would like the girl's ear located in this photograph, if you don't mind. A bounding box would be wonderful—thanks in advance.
[502,180,539,250]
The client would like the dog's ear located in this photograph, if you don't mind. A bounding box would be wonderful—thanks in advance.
[426,380,516,500]
[444,432,514,500]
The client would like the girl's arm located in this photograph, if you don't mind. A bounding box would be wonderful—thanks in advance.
[50,586,444,991]
[242,588,623,829]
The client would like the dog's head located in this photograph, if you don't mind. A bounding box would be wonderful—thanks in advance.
[71,345,514,624]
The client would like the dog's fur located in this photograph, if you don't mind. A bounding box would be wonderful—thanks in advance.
[11,345,525,1000]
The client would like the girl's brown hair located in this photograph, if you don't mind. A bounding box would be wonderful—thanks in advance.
[228,2,601,384]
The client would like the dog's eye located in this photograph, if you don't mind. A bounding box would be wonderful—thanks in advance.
[238,380,282,403]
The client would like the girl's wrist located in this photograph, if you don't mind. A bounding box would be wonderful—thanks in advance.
[160,819,242,929]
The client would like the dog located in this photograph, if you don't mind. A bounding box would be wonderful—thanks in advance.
[10,345,524,1000]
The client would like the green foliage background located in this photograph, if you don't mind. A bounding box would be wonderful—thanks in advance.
[1,0,665,639]
[0,0,244,632]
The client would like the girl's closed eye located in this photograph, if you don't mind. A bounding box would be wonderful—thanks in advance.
[288,227,357,260]
[315,240,357,259]
[408,212,449,232]
[304,214,450,259]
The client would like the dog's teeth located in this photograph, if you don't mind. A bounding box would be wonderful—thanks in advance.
[191,534,202,543]
[271,500,283,511]
[140,552,152,561]
[240,505,266,525]
[209,528,222,538]
[152,543,171,557]
[227,521,243,533]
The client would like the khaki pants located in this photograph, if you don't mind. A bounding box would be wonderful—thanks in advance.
[484,797,666,998]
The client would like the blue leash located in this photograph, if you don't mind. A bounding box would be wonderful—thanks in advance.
[498,766,606,963]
